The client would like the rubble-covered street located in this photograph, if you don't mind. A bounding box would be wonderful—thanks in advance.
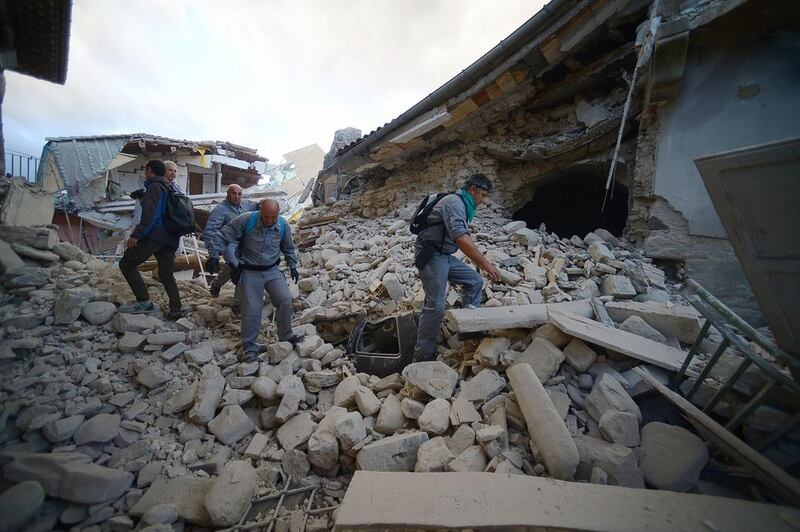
[1,195,797,530]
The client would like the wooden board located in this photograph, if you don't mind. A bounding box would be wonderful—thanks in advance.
[634,367,800,507]
[337,471,800,531]
[445,300,593,333]
[548,309,686,372]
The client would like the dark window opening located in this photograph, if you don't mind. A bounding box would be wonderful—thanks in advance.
[513,172,628,237]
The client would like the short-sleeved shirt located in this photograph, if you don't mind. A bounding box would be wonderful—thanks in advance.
[416,193,469,255]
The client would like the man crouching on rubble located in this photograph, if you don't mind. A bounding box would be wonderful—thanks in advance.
[219,199,304,362]
[413,173,501,362]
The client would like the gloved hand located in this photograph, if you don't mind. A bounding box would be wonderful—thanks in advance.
[129,188,145,200]
[205,257,219,274]
[230,266,241,286]
[290,268,299,283]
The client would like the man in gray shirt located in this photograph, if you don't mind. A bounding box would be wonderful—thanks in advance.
[219,199,303,361]
[413,174,501,362]
[204,184,258,299]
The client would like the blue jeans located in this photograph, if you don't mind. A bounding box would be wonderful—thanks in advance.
[413,253,482,361]
[239,268,294,353]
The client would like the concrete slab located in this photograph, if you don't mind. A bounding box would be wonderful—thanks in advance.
[336,471,800,531]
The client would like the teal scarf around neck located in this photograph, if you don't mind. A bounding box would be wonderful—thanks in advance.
[458,188,477,224]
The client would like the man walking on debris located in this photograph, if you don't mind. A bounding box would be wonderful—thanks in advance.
[219,199,303,361]
[413,173,501,362]
[164,161,183,193]
[203,184,258,301]
[119,159,184,320]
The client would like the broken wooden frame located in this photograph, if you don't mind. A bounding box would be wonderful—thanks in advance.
[672,278,800,452]
[635,367,800,507]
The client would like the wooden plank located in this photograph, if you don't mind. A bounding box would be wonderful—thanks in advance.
[445,300,593,333]
[548,309,685,371]
[605,301,703,343]
[634,367,800,507]
[337,471,800,531]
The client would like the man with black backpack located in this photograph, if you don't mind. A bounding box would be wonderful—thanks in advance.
[119,159,184,320]
[218,199,303,362]
[411,173,501,362]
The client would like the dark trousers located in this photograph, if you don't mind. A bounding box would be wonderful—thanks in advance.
[119,239,182,311]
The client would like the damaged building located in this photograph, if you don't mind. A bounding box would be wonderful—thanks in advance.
[36,134,274,252]
[318,0,800,325]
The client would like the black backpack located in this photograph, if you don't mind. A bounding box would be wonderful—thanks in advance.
[160,184,196,236]
[409,192,451,235]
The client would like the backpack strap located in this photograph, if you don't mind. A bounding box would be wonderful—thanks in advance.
[278,216,286,240]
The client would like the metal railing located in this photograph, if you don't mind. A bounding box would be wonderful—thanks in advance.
[672,278,800,452]
[4,150,41,182]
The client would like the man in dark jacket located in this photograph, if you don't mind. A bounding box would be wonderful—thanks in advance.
[119,159,183,320]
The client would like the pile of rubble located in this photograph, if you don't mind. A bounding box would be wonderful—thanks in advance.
[0,207,786,531]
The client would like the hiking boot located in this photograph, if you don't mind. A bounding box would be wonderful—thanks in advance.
[284,333,305,346]
[166,308,185,321]
[209,282,220,298]
[241,350,260,363]
[119,301,155,314]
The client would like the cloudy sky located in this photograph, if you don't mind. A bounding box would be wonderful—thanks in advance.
[5,0,545,166]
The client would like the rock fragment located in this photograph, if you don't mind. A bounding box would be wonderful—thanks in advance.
[208,405,255,446]
[402,361,459,399]
[356,432,429,472]
[204,461,257,527]
[640,422,708,491]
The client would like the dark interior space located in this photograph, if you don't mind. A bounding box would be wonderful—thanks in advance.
[513,170,628,237]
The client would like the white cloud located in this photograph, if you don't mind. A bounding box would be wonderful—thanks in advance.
[4,0,545,164]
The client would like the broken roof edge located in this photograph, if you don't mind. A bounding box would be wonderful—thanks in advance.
[43,133,267,162]
[326,0,576,171]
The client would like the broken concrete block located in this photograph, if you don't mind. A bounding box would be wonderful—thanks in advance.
[640,422,708,492]
[189,364,225,425]
[131,475,213,527]
[74,413,121,445]
[586,374,641,423]
[447,425,476,456]
[42,415,84,443]
[601,275,636,299]
[276,412,317,450]
[446,445,488,472]
[304,370,341,392]
[163,381,199,415]
[503,221,526,233]
[334,375,360,408]
[507,364,579,481]
[282,449,311,479]
[0,239,25,274]
[4,452,134,504]
[450,396,482,425]
[574,436,644,488]
[80,300,116,325]
[476,425,507,458]
[563,338,597,372]
[587,241,615,264]
[136,366,170,389]
[251,376,279,402]
[375,393,406,435]
[308,429,340,471]
[415,436,456,472]
[276,375,306,423]
[354,386,382,416]
[532,323,570,348]
[598,410,640,447]
[418,398,451,435]
[619,315,667,344]
[184,344,214,365]
[402,361,459,400]
[11,242,59,264]
[356,432,429,472]
[267,341,294,364]
[400,398,425,419]
[118,331,146,353]
[512,338,564,382]
[146,331,186,346]
[244,432,270,459]
[0,480,45,532]
[204,460,257,527]
[335,411,367,450]
[605,301,702,344]
[511,227,540,247]
[474,337,510,366]
[457,369,506,402]
[208,405,255,447]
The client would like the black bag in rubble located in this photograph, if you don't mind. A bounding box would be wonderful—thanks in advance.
[161,185,196,236]
[409,192,450,235]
